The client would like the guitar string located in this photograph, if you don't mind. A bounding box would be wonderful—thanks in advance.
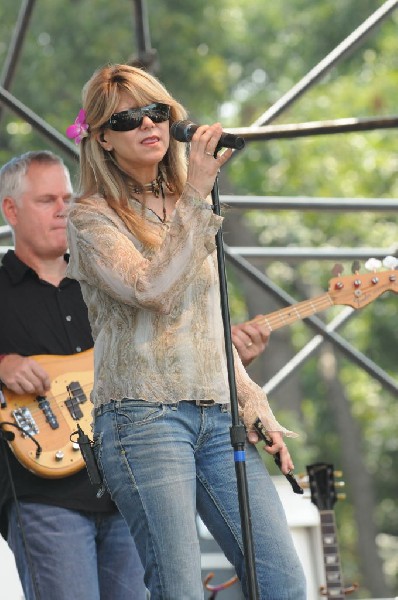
[0,293,353,421]
[4,271,392,431]
[246,293,334,332]
[246,269,393,332]
[2,381,95,423]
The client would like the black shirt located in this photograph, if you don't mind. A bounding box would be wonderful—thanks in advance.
[0,250,115,538]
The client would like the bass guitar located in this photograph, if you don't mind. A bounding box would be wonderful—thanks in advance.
[306,462,358,598]
[0,267,396,478]
[242,267,397,333]
[0,349,93,478]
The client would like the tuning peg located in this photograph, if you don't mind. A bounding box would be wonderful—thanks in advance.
[334,470,343,477]
[337,493,347,501]
[383,255,398,270]
[334,481,345,488]
[331,263,344,277]
[364,258,382,272]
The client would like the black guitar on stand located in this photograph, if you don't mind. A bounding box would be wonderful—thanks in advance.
[306,463,358,599]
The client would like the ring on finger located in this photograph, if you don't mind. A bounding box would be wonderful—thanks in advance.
[205,151,214,156]
[246,341,253,348]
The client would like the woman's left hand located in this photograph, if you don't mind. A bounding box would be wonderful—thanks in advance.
[247,429,294,475]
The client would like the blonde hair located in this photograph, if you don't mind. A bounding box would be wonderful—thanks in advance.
[78,64,188,247]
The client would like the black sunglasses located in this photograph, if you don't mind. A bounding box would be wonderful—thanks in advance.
[106,102,171,132]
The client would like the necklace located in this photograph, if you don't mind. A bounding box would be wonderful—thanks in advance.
[131,173,167,222]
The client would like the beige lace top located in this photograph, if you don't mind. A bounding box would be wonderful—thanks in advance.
[66,183,295,436]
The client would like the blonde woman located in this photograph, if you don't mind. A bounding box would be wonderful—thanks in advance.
[66,64,306,600]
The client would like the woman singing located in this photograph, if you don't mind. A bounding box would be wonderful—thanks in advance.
[66,63,306,600]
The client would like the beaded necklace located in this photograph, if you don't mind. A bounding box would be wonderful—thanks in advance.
[131,173,167,222]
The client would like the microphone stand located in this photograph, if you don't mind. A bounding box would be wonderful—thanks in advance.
[211,170,259,600]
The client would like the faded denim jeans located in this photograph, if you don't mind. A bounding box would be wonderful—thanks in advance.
[94,399,306,600]
[7,500,147,600]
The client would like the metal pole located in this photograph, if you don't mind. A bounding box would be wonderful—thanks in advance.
[228,115,398,142]
[224,247,398,396]
[0,86,78,160]
[0,0,36,124]
[212,177,259,599]
[251,0,398,127]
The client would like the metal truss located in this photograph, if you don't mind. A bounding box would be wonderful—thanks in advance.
[0,0,397,396]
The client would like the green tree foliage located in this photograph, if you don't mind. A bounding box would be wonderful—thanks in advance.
[0,0,397,594]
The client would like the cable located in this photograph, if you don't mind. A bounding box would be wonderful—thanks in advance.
[0,421,42,458]
[0,429,42,600]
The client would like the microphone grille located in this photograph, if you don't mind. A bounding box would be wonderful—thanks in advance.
[170,120,194,142]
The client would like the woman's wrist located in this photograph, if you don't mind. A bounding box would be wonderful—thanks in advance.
[182,183,213,210]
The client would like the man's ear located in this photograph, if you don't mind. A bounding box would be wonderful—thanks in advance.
[2,197,18,227]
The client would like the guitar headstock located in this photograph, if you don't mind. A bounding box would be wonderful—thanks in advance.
[304,463,344,511]
[328,267,398,309]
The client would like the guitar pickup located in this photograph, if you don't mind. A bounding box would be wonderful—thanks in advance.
[65,381,87,420]
[36,396,59,429]
[67,381,88,404]
[65,397,83,420]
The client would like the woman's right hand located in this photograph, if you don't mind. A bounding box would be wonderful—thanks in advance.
[186,123,233,199]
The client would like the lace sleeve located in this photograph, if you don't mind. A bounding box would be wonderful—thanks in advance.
[234,346,298,438]
[67,187,223,314]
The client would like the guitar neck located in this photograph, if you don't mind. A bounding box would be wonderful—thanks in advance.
[320,510,345,599]
[242,267,398,333]
[248,292,334,332]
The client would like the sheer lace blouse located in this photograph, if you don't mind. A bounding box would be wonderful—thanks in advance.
[66,183,295,436]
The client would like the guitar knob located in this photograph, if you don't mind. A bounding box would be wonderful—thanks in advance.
[72,442,80,452]
[55,451,64,461]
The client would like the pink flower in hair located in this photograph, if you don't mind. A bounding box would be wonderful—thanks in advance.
[66,109,89,144]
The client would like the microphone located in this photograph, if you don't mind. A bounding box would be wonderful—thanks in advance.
[171,120,245,150]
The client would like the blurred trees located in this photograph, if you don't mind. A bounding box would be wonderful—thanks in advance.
[0,0,397,595]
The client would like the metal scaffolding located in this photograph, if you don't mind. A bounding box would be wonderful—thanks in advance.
[0,0,397,397]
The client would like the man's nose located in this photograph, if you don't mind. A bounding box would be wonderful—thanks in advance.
[55,198,68,216]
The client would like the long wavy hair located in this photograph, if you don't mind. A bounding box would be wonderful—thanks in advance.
[78,64,188,247]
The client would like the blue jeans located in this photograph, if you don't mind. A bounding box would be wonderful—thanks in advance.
[94,400,306,600]
[7,500,147,600]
